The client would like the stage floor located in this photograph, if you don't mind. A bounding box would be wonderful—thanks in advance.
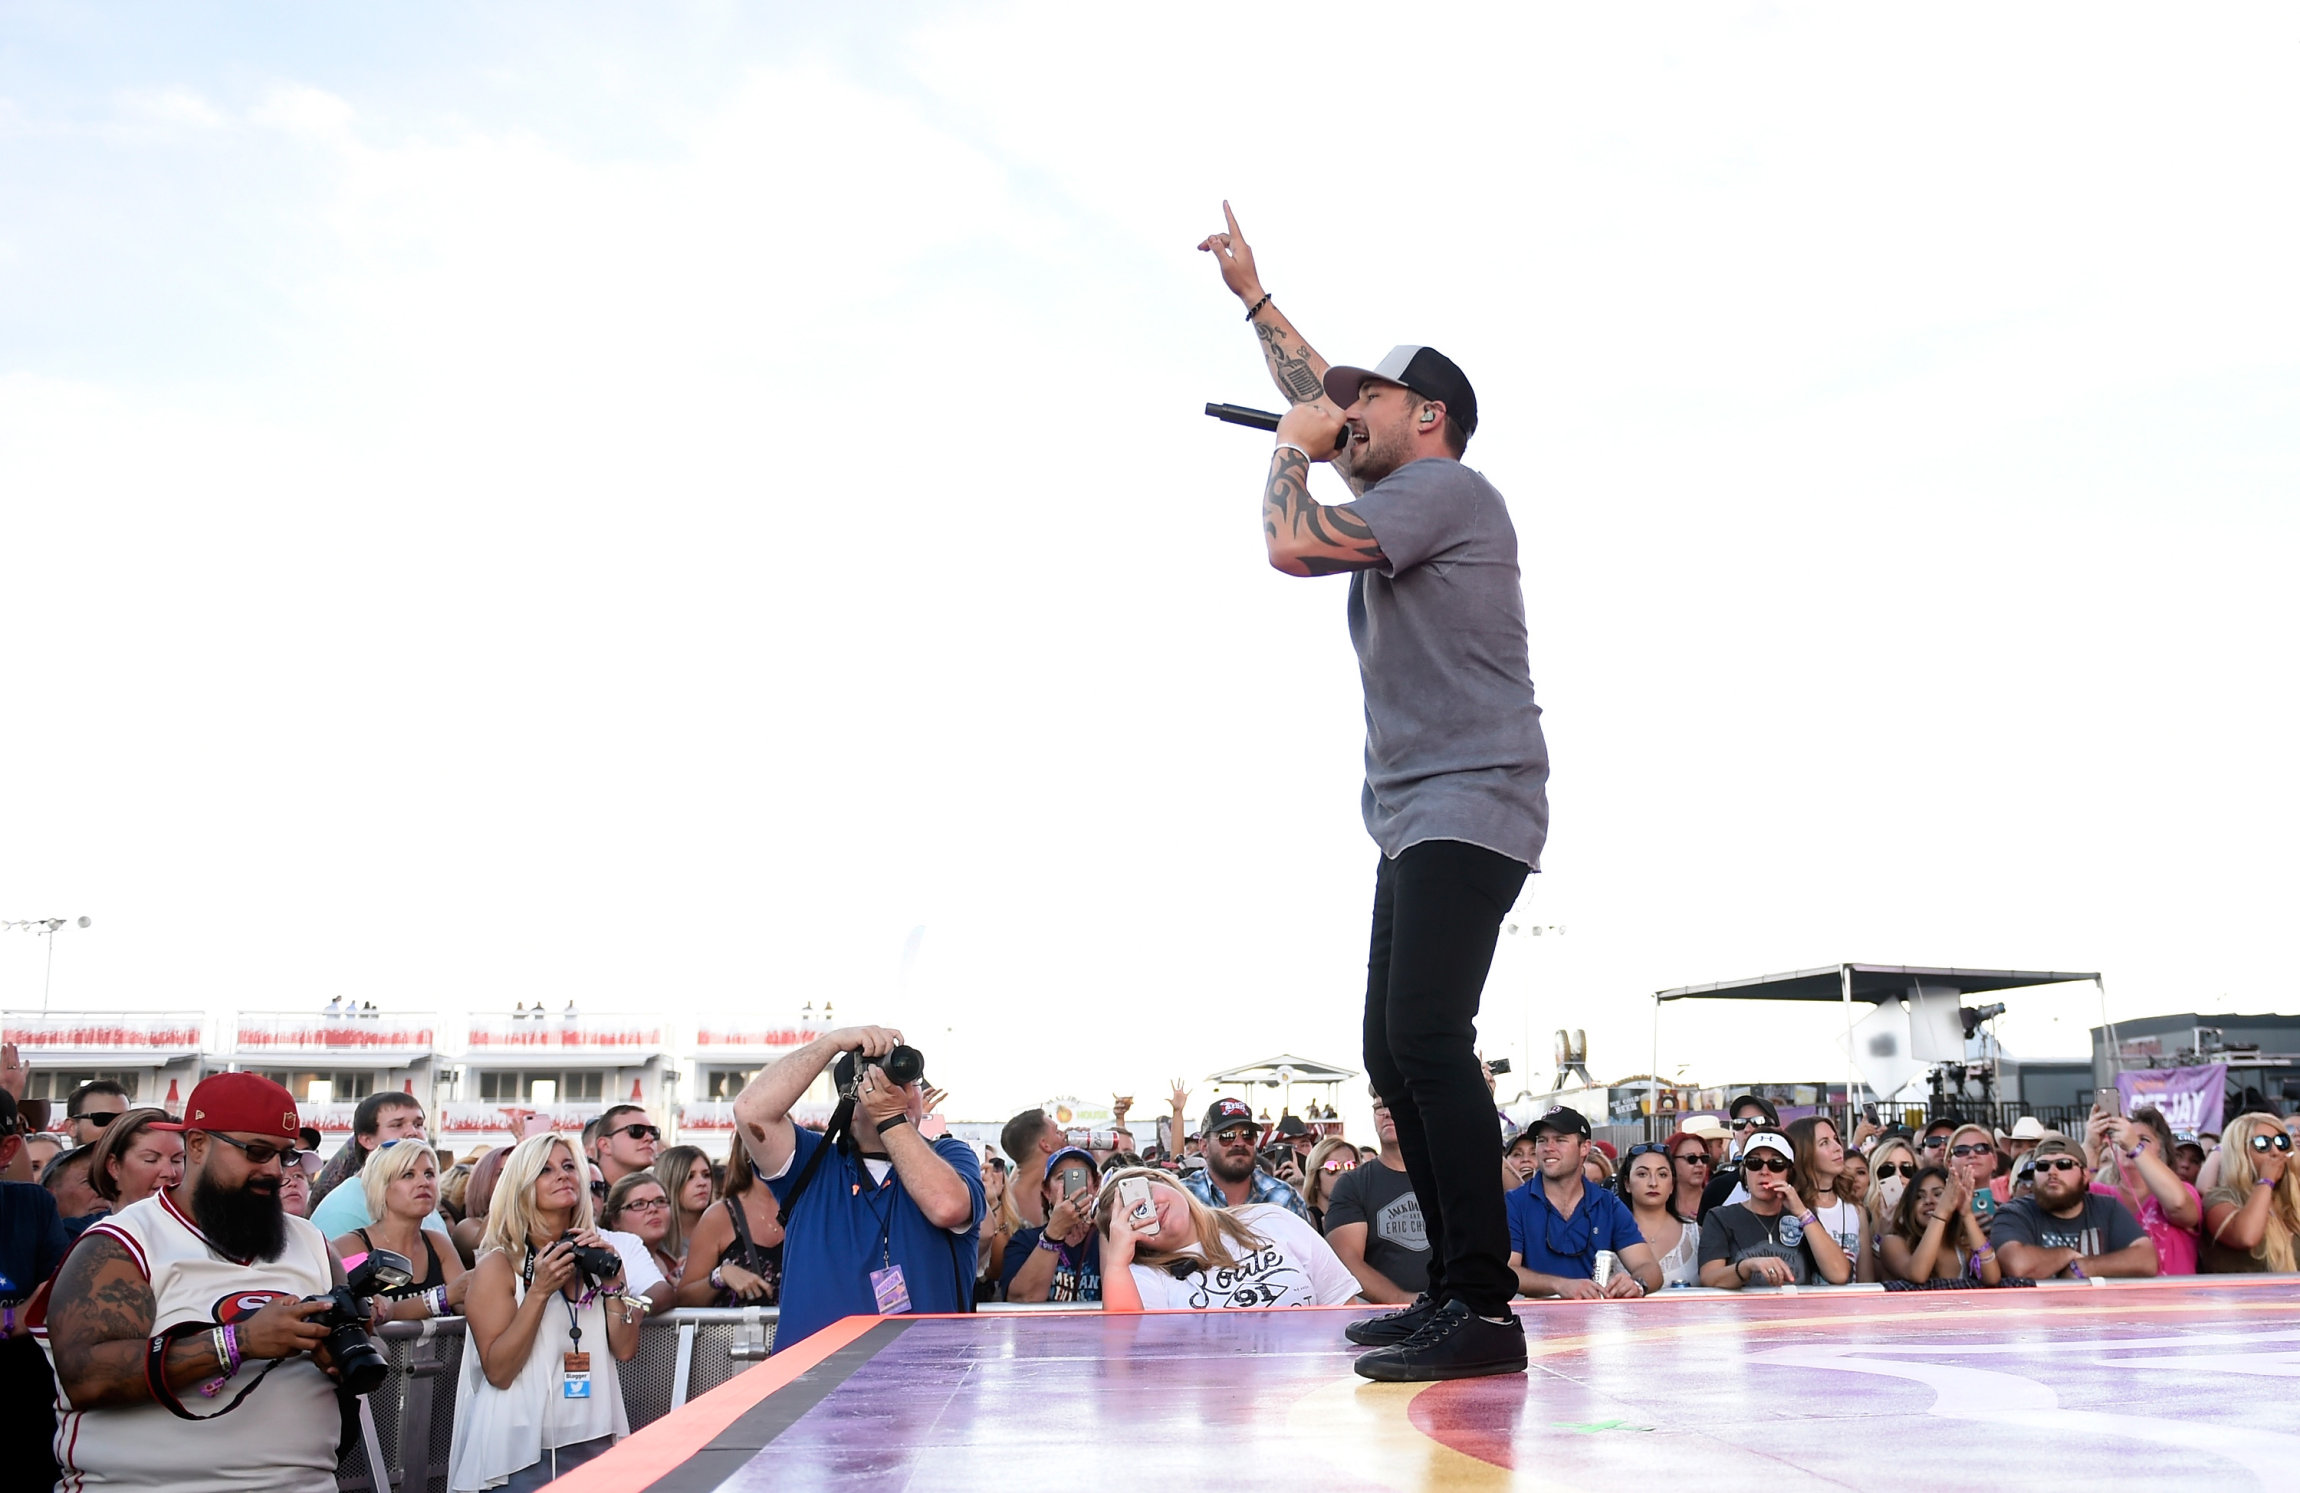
[554,1278,2300,1493]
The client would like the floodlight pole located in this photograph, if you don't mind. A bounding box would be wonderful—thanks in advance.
[1841,963,1856,1130]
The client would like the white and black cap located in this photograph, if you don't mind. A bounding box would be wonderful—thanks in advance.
[1740,1131,1795,1161]
[1323,345,1479,441]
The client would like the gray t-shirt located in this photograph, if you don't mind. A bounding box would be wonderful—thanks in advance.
[1322,1159,1429,1293]
[1346,458,1549,870]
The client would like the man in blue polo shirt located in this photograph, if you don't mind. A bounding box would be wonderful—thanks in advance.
[1504,1107,1661,1299]
[732,1023,983,1351]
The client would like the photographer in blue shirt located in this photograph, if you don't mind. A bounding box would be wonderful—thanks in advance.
[1503,1107,1661,1299]
[732,1024,983,1352]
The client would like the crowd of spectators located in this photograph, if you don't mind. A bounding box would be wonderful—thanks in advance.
[4,1027,2299,1490]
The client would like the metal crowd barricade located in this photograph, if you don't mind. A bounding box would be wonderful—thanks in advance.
[334,1308,781,1493]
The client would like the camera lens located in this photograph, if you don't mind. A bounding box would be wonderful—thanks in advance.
[878,1045,925,1088]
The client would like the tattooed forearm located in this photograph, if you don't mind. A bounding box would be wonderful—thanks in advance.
[1263,450,1385,575]
[1254,320,1328,405]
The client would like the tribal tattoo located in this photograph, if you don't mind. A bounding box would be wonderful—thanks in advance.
[1263,449,1384,575]
[1255,320,1327,404]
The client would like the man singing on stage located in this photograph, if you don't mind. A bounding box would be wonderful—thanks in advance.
[1199,204,1550,1381]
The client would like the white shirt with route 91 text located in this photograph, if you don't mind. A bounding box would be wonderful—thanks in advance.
[1126,1205,1361,1311]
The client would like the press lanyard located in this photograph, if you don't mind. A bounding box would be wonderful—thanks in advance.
[520,1246,583,1336]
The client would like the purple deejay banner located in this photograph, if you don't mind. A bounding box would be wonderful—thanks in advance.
[2116,1064,2227,1138]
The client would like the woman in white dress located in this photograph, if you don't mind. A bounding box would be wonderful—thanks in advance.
[1093,1167,1361,1312]
[449,1133,643,1492]
[1616,1143,1700,1287]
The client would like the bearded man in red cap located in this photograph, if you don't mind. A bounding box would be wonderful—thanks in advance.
[40,1071,361,1492]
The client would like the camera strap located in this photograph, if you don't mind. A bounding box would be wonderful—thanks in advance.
[145,1320,283,1421]
[778,1093,857,1222]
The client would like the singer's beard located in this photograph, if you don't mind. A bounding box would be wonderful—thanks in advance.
[191,1168,290,1263]
[1345,425,1412,488]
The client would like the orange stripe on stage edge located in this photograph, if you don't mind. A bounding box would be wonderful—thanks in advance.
[541,1313,882,1493]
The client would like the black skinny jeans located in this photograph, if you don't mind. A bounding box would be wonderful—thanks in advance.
[1361,838,1528,1318]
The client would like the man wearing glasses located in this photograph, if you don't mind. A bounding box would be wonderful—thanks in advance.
[1697,1131,1854,1288]
[44,1072,363,1493]
[1988,1135,2157,1280]
[1697,1094,1783,1219]
[592,1103,662,1187]
[1503,1108,1660,1300]
[64,1079,131,1148]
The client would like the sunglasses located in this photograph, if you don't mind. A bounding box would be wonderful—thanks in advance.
[75,1111,124,1129]
[611,1123,662,1143]
[1876,1162,1919,1180]
[1920,1135,1950,1149]
[1949,1144,1992,1158]
[203,1132,296,1167]
[1624,1143,1673,1161]
[1212,1127,1256,1147]
[1320,1156,1357,1172]
[1742,1154,1791,1174]
[1730,1117,1769,1132]
[2250,1133,2294,1154]
[1671,1150,1710,1166]
[2032,1156,2085,1174]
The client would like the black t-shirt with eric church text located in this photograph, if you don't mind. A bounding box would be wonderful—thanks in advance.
[1322,1159,1429,1294]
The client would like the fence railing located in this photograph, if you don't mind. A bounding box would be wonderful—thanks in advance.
[0,1010,205,1051]
[334,1307,781,1493]
[465,1012,664,1050]
[235,1012,438,1052]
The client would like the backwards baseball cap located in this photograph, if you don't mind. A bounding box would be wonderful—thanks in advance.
[1202,1097,1257,1138]
[1323,345,1479,442]
[162,1072,301,1141]
[1527,1106,1591,1140]
[1740,1131,1795,1161]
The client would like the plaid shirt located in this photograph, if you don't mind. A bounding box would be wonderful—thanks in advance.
[1180,1165,1310,1222]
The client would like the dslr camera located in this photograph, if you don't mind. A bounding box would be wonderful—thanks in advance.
[305,1247,410,1396]
[835,1043,925,1099]
[559,1232,625,1288]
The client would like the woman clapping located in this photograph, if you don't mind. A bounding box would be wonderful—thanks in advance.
[1879,1165,2002,1285]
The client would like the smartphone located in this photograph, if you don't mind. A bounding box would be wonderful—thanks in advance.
[1487,1057,1513,1076]
[1117,1176,1159,1237]
[2101,1084,2126,1119]
[1057,1161,1095,1201]
[1861,1103,1879,1126]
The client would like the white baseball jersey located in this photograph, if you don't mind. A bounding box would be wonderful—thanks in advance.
[46,1190,341,1493]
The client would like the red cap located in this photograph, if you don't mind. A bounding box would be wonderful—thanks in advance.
[165,1072,302,1140]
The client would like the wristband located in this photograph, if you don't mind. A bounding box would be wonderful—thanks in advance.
[1797,1211,1818,1227]
[1274,441,1311,463]
[875,1114,911,1137]
[1035,1230,1064,1254]
[709,1266,727,1292]
[1243,291,1274,321]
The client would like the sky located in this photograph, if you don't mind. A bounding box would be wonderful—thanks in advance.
[4,3,2297,1133]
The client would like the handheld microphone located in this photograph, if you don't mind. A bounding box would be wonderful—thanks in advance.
[1204,402,1349,453]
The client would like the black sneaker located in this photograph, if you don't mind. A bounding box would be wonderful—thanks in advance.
[1351,1299,1527,1382]
[1344,1294,1439,1347]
